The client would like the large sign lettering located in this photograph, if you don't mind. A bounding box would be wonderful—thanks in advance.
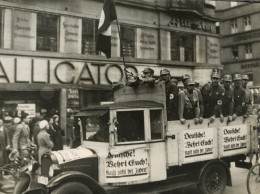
[105,149,148,183]
[183,128,214,162]
[221,125,247,156]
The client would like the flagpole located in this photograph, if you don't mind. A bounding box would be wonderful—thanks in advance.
[113,0,129,74]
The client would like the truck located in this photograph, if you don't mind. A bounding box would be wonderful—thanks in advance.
[15,83,259,194]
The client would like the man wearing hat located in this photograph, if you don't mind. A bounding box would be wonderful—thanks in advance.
[178,79,200,124]
[222,75,234,122]
[159,69,179,121]
[241,74,254,118]
[233,74,246,119]
[181,74,191,89]
[201,72,225,122]
[141,68,155,86]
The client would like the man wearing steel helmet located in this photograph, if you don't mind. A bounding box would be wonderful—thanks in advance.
[222,75,234,122]
[233,74,246,119]
[201,72,224,123]
[241,74,254,118]
[178,79,200,124]
[159,69,179,121]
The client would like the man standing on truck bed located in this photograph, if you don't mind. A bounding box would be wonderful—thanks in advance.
[241,74,254,118]
[222,75,234,122]
[201,72,224,123]
[178,79,200,124]
[159,69,179,121]
[233,74,246,119]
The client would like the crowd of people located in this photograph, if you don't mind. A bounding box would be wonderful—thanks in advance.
[0,112,69,168]
[126,67,255,124]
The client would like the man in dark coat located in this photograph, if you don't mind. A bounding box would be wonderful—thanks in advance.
[222,75,234,122]
[233,74,246,118]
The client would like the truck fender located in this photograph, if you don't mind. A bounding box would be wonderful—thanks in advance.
[47,171,108,194]
[198,159,232,186]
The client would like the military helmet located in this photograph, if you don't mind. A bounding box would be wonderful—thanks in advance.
[241,74,249,80]
[160,69,170,76]
[142,68,154,75]
[211,72,220,79]
[186,79,195,86]
[233,74,242,81]
[223,75,232,82]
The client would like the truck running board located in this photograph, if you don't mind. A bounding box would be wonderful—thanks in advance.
[235,160,252,169]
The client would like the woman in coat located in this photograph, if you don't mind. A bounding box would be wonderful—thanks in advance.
[0,119,8,167]
[52,115,63,151]
[37,120,53,164]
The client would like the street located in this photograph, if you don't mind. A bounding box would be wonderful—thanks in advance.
[0,162,250,194]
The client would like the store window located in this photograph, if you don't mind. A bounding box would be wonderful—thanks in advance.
[0,9,2,47]
[150,109,162,140]
[244,16,251,31]
[37,13,58,52]
[232,46,238,61]
[170,31,195,62]
[82,19,98,55]
[231,19,238,34]
[120,25,136,58]
[245,43,252,59]
[81,90,113,107]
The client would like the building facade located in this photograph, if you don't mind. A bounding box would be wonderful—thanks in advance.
[0,0,221,136]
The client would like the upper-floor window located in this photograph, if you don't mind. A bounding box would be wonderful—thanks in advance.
[37,13,58,52]
[0,9,2,47]
[120,25,136,58]
[170,31,195,62]
[245,43,252,59]
[232,46,238,60]
[231,19,238,34]
[82,19,98,55]
[244,16,251,31]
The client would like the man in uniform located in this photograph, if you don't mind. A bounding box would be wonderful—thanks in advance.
[194,80,204,123]
[241,74,254,118]
[201,72,225,123]
[178,79,200,124]
[222,75,234,122]
[233,74,246,118]
[159,69,179,121]
[181,74,191,89]
[141,68,155,86]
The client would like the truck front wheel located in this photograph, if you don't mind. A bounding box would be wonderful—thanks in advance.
[198,163,227,194]
[51,182,93,194]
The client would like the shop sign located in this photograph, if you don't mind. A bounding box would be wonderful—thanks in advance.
[60,16,81,54]
[241,62,260,70]
[13,10,36,50]
[17,103,36,118]
[233,31,260,42]
[220,125,247,156]
[183,128,214,163]
[105,148,149,183]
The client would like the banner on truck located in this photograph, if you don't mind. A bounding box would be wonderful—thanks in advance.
[105,148,149,183]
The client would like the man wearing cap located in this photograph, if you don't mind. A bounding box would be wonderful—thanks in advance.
[233,74,246,118]
[181,74,191,89]
[141,68,155,86]
[159,69,179,121]
[222,75,234,122]
[178,79,200,124]
[201,72,225,122]
[241,74,254,118]
[194,80,204,123]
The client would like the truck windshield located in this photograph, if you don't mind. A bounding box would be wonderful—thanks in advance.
[84,112,110,142]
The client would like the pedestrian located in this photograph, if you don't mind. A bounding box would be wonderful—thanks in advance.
[52,115,63,151]
[222,75,234,122]
[47,117,56,144]
[159,69,179,121]
[241,74,254,118]
[201,72,225,123]
[0,119,8,167]
[178,79,200,124]
[66,115,75,148]
[32,116,42,147]
[37,120,53,164]
[233,74,246,118]
[6,117,21,149]
[12,112,36,161]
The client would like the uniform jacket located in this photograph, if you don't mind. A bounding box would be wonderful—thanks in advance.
[164,80,179,120]
[37,130,53,164]
[242,86,254,115]
[222,86,234,116]
[233,86,246,116]
[12,123,32,150]
[178,89,200,120]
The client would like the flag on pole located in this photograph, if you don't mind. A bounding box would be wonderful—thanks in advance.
[96,0,117,58]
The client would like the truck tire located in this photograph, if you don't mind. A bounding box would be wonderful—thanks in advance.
[198,163,227,194]
[13,176,30,194]
[51,181,93,194]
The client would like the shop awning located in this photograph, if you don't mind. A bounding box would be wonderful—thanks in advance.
[75,110,108,117]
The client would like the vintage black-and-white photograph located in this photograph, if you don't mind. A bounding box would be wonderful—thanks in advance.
[0,0,260,194]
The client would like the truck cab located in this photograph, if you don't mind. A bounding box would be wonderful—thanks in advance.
[16,83,259,194]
